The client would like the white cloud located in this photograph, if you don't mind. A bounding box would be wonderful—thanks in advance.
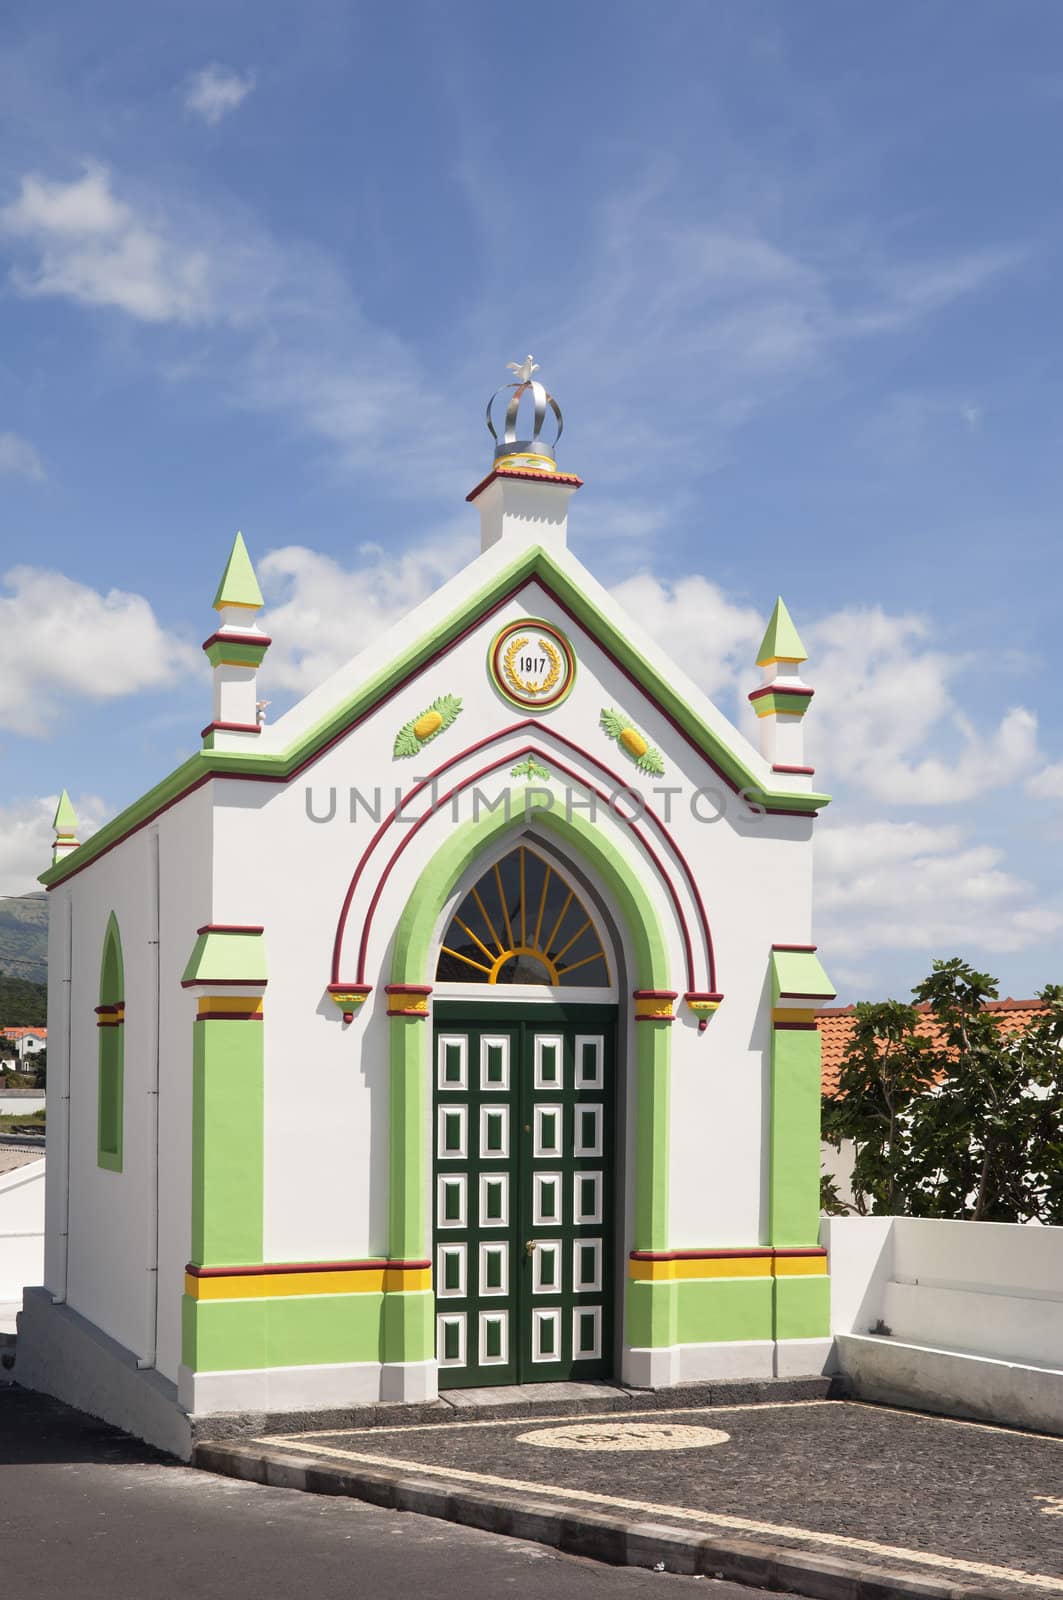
[258,529,476,696]
[0,565,197,735]
[1026,762,1063,801]
[0,792,107,895]
[814,818,1063,959]
[0,432,44,481]
[184,64,255,126]
[0,163,211,322]
[804,608,1040,804]
[608,572,763,702]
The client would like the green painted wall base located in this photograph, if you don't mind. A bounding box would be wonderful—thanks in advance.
[773,1275,830,1340]
[627,1275,829,1347]
[182,1290,434,1372]
[627,1277,779,1346]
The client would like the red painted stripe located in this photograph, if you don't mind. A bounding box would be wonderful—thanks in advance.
[466,467,583,502]
[632,989,679,1000]
[94,1002,125,1014]
[748,685,814,703]
[196,1012,264,1022]
[201,630,273,649]
[200,721,262,736]
[774,1021,820,1030]
[48,571,819,895]
[387,1010,430,1018]
[196,924,264,936]
[634,1015,675,1023]
[333,725,715,992]
[180,978,268,989]
[352,745,699,991]
[772,764,815,775]
[384,984,433,995]
[186,1257,432,1278]
[772,944,817,953]
[684,991,724,1003]
[629,1247,827,1261]
[327,982,372,996]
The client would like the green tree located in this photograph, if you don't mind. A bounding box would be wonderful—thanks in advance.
[822,959,1063,1223]
[821,999,936,1215]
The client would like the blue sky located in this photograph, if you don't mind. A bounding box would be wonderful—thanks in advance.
[2,0,1063,1000]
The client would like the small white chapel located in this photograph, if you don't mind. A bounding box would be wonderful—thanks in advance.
[20,359,835,1456]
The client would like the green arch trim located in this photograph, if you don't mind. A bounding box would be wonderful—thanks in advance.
[391,801,669,990]
[99,909,124,1003]
[386,802,673,1287]
[97,911,125,1172]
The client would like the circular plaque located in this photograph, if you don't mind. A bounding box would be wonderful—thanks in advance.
[489,619,576,711]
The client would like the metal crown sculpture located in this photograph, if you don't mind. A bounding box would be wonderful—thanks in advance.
[486,355,564,473]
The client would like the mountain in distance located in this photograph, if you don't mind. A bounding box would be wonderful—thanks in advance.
[0,892,48,987]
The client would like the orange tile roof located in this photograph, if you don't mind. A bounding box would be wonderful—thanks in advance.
[817,998,1050,1096]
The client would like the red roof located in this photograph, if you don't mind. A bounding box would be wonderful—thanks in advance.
[817,998,1049,1095]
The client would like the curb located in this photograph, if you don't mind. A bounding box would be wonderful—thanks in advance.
[193,1439,1006,1600]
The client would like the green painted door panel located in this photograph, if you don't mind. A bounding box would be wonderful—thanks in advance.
[432,1005,615,1388]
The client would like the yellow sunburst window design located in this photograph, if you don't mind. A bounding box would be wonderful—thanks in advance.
[436,847,610,987]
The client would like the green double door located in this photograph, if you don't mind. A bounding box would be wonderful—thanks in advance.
[432,1004,616,1389]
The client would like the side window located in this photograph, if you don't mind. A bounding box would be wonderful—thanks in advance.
[96,913,125,1172]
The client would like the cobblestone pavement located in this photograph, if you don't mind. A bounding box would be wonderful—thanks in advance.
[255,1398,1063,1595]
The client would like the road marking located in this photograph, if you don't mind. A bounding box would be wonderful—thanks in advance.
[252,1435,1063,1592]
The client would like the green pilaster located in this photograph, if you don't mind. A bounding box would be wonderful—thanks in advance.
[768,1025,822,1247]
[382,1289,434,1364]
[626,1279,677,1349]
[773,1275,830,1340]
[634,1021,671,1252]
[388,1017,428,1262]
[191,1019,264,1265]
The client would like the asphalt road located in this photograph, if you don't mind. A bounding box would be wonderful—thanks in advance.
[0,1387,777,1600]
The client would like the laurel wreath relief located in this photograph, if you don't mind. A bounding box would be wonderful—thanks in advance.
[502,634,562,698]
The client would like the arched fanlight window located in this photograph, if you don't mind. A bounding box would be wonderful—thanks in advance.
[436,846,609,987]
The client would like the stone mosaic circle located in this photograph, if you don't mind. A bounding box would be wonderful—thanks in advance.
[516,1421,731,1452]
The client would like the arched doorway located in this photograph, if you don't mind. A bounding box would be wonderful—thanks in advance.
[432,841,618,1388]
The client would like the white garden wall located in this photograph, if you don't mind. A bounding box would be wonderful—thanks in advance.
[0,1157,45,1312]
[823,1215,1063,1434]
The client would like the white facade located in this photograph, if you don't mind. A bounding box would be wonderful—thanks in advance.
[21,388,834,1451]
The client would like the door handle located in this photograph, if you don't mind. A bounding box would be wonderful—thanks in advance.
[525,1240,537,1256]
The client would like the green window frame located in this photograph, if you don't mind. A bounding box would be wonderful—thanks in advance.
[97,912,124,1172]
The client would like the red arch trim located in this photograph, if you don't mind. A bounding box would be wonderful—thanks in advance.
[329,724,717,992]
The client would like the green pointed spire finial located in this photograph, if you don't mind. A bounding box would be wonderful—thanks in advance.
[53,789,78,835]
[212,531,264,612]
[755,596,807,667]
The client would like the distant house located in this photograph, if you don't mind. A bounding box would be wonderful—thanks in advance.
[0,1027,47,1069]
[816,998,1050,1209]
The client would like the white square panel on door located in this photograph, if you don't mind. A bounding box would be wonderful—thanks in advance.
[478,1242,508,1297]
[436,1174,466,1229]
[437,1104,467,1161]
[436,1244,466,1299]
[480,1035,510,1091]
[479,1172,509,1229]
[573,1170,602,1225]
[572,1238,602,1294]
[437,1035,468,1091]
[574,1035,604,1089]
[533,1172,563,1227]
[479,1104,509,1160]
[572,1305,602,1361]
[478,1310,508,1366]
[573,1103,603,1158]
[532,1307,563,1363]
[533,1034,564,1090]
[533,1104,563,1159]
[437,1313,466,1367]
[532,1239,563,1295]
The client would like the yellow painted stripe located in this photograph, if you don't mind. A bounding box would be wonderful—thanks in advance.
[198,995,264,1016]
[185,1266,432,1300]
[630,1256,774,1282]
[772,1007,817,1024]
[773,1256,828,1277]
